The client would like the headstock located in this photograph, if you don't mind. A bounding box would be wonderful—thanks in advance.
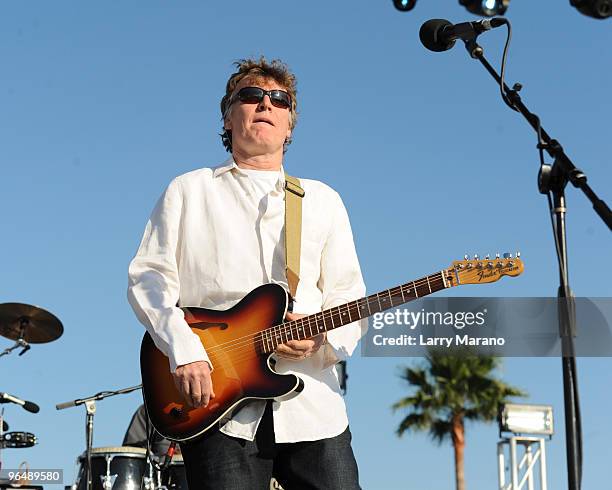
[445,252,524,286]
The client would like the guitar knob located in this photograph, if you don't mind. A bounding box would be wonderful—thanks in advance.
[170,407,183,418]
[503,252,513,259]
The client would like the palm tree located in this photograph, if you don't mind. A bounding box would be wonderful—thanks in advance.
[393,350,526,490]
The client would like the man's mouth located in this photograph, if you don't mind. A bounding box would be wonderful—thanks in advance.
[253,118,274,126]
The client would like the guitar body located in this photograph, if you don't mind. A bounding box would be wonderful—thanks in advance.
[140,283,303,441]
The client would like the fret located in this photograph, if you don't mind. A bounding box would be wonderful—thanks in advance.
[347,301,353,323]
[387,289,394,308]
[335,306,342,329]
[340,305,349,325]
[413,281,419,298]
[366,296,373,316]
[321,312,330,333]
[329,309,335,330]
[265,330,272,352]
[400,284,406,303]
[309,316,315,337]
[358,298,366,319]
[426,275,432,293]
[376,292,383,313]
[441,270,449,289]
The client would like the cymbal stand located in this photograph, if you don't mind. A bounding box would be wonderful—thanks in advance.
[0,339,30,359]
[0,320,31,358]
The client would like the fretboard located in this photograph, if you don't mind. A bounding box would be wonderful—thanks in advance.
[259,270,450,353]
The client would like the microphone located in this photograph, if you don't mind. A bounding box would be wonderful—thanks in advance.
[420,18,506,52]
[0,393,40,413]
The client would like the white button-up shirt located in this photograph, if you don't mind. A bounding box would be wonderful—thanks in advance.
[128,158,367,442]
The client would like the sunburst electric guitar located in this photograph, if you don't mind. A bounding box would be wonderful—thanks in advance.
[140,254,524,441]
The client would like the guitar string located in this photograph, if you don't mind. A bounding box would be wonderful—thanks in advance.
[203,276,448,364]
[206,280,444,367]
[202,273,448,354]
[197,276,449,369]
[175,262,517,371]
[202,274,447,356]
[201,281,444,367]
[231,261,517,356]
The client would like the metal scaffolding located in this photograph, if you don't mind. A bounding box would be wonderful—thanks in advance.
[497,436,548,490]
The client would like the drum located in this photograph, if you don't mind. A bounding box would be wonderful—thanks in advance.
[74,446,153,490]
[162,454,188,490]
[0,431,37,448]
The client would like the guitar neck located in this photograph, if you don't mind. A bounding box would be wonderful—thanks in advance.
[260,269,452,353]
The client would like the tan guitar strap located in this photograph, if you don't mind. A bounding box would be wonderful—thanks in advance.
[284,173,305,300]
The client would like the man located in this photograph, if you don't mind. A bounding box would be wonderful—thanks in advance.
[122,404,171,457]
[128,57,366,489]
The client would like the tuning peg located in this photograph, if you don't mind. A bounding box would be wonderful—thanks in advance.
[464,254,469,260]
[516,251,521,258]
[485,254,490,260]
[474,254,479,260]
[495,253,500,259]
[503,252,513,259]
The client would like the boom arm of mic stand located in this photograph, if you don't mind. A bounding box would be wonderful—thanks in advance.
[463,38,611,230]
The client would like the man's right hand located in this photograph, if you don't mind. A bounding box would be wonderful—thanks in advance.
[172,360,215,408]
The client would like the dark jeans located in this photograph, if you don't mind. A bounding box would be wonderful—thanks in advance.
[179,402,360,490]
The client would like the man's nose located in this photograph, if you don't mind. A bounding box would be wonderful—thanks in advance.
[257,95,273,110]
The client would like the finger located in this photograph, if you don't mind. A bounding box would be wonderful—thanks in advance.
[181,378,193,406]
[278,345,303,358]
[209,378,216,399]
[189,375,203,407]
[200,377,210,406]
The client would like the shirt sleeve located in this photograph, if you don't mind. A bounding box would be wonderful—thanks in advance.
[127,177,211,372]
[317,190,367,369]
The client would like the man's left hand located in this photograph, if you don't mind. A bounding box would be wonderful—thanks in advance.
[276,312,326,361]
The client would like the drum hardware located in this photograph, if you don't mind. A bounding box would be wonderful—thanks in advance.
[0,410,38,476]
[0,303,63,359]
[56,385,142,490]
[0,432,37,449]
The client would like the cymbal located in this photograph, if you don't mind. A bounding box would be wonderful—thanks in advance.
[0,303,63,343]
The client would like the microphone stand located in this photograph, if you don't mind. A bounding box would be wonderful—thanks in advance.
[56,384,142,490]
[460,36,611,490]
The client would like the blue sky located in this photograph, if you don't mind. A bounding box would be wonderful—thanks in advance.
[1,2,610,489]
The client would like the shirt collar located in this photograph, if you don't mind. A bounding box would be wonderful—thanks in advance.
[212,157,286,189]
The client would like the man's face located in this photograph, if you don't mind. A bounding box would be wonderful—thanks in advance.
[224,77,292,157]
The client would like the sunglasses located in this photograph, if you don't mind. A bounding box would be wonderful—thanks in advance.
[231,87,292,110]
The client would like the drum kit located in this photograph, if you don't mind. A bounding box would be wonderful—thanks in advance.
[71,447,187,490]
[0,303,186,490]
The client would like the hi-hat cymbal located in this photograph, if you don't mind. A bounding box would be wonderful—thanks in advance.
[0,303,63,343]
